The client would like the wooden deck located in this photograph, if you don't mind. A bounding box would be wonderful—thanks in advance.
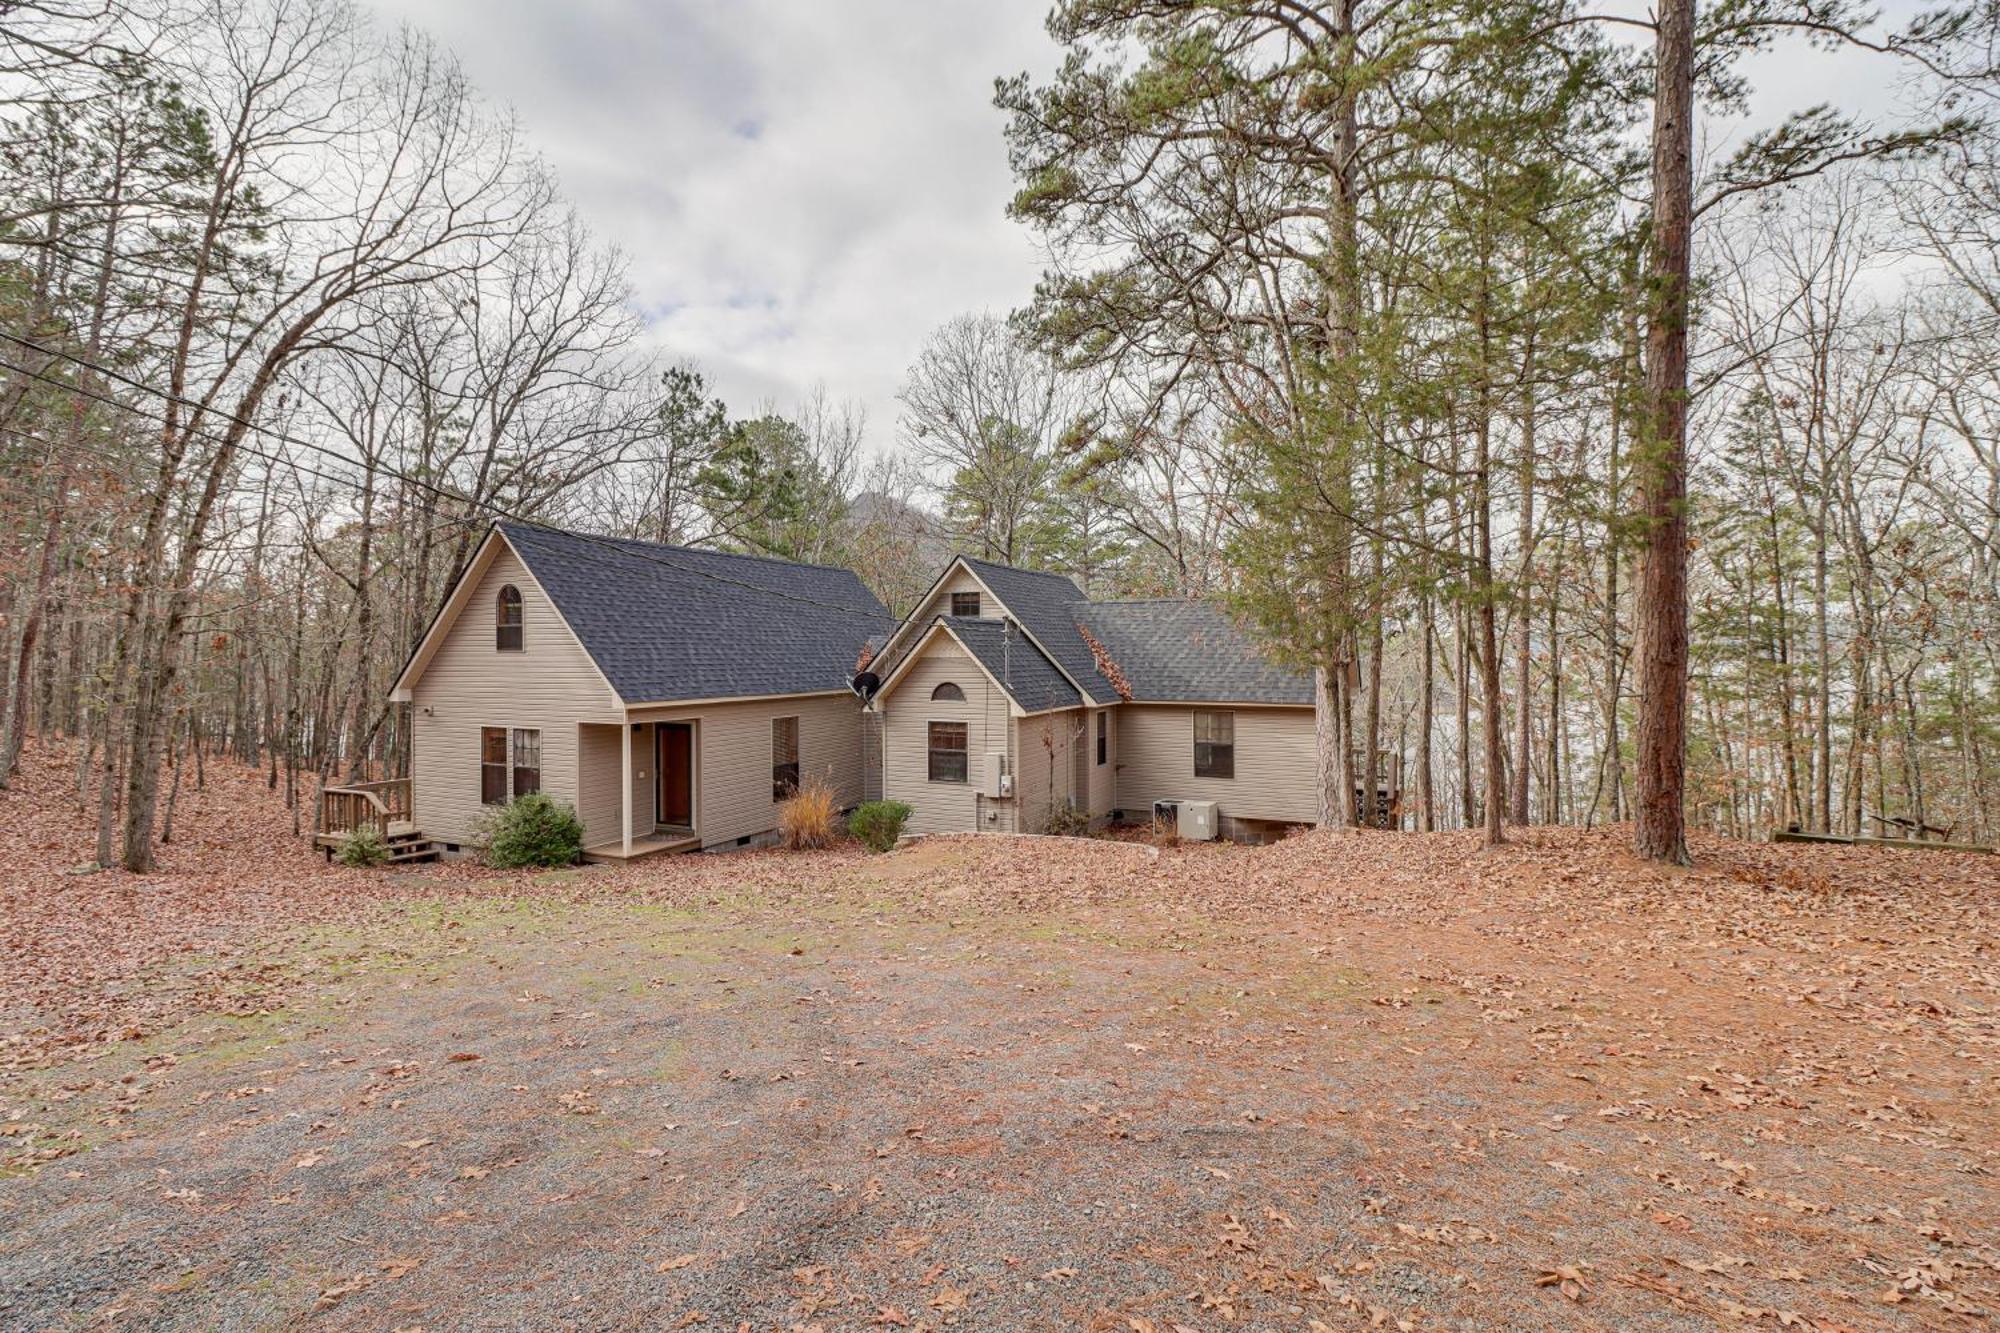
[583,832,701,863]
[316,779,438,864]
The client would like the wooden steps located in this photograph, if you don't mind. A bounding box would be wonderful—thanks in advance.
[384,830,440,863]
[315,826,440,865]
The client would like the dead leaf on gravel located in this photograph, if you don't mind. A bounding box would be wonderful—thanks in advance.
[1536,1265,1592,1301]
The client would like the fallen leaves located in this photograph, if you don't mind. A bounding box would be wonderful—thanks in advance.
[8,752,2000,1329]
[1536,1264,1592,1301]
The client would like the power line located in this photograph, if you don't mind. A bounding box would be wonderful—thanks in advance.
[0,330,898,623]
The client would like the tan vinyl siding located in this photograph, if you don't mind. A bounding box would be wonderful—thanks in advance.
[860,710,884,802]
[1113,704,1318,824]
[1087,707,1117,821]
[1014,708,1087,833]
[878,638,1017,834]
[577,722,625,844]
[410,545,622,848]
[621,693,866,849]
[873,568,1004,679]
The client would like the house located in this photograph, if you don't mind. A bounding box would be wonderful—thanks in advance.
[379,522,892,860]
[863,556,1320,841]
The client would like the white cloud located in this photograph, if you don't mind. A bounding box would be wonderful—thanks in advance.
[365,0,1059,457]
[366,0,1944,461]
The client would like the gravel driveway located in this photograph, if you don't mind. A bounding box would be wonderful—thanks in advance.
[4,831,1996,1330]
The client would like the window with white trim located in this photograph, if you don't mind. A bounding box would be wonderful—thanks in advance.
[928,721,968,783]
[482,726,541,802]
[496,585,523,651]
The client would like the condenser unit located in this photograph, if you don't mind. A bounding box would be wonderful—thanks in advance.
[1178,800,1220,841]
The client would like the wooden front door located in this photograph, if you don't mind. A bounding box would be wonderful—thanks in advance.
[657,723,694,828]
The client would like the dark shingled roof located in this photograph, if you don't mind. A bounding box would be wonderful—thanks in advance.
[959,557,1117,705]
[1073,599,1313,705]
[499,522,893,705]
[939,616,1081,712]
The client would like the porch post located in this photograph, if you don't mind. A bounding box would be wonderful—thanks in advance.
[621,712,633,857]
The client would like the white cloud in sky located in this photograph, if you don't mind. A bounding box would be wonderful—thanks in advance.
[366,0,1943,461]
[365,0,1059,460]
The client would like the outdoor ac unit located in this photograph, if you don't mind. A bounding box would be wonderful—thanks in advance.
[984,752,1012,799]
[1178,800,1220,841]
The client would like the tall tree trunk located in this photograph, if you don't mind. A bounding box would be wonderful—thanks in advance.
[1632,0,1695,865]
[1511,384,1537,824]
[1474,411,1506,848]
[1813,492,1833,831]
[0,474,65,787]
[1418,598,1436,832]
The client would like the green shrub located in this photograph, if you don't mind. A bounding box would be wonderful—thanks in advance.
[848,800,912,853]
[335,824,390,868]
[484,793,584,868]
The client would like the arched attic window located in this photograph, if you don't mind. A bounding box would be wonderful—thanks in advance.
[496,585,524,651]
[931,681,965,702]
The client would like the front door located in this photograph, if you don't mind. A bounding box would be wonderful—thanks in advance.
[657,723,694,828]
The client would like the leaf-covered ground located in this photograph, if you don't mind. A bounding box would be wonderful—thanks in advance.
[2,742,1996,1330]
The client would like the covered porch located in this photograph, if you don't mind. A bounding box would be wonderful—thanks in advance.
[580,716,701,861]
[582,830,701,862]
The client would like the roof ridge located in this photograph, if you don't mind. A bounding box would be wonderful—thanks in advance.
[958,553,1083,582]
[1078,596,1222,606]
[501,519,866,576]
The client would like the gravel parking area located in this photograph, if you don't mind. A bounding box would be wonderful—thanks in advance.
[3,751,1997,1329]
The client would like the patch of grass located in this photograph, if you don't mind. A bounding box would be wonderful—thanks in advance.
[181,1011,319,1070]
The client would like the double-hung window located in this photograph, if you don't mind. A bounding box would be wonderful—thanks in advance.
[481,728,508,804]
[512,728,541,796]
[928,721,968,783]
[1193,710,1234,779]
[772,715,800,801]
[482,726,541,803]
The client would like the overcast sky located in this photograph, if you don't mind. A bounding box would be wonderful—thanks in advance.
[363,1,1928,463]
[362,0,1058,462]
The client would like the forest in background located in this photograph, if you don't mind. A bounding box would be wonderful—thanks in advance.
[0,0,1996,871]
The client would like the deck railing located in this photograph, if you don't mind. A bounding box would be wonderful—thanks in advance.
[318,777,412,841]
